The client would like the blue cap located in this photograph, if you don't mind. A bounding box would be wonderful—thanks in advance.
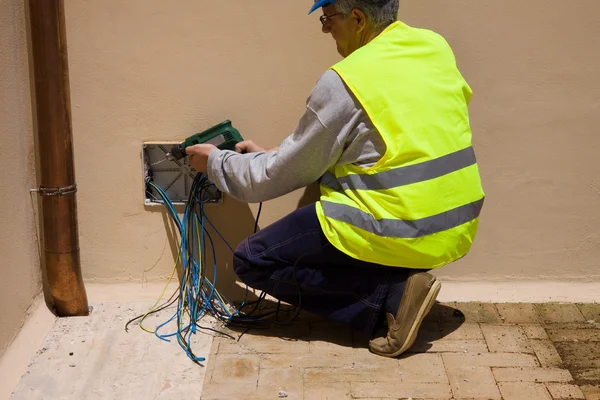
[309,0,335,14]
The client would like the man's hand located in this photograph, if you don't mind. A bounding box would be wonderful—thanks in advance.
[235,140,265,154]
[186,144,217,174]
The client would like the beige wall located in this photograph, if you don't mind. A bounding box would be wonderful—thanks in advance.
[0,0,42,355]
[61,0,600,293]
[402,0,600,282]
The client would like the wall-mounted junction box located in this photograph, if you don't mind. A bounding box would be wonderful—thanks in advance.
[142,142,222,206]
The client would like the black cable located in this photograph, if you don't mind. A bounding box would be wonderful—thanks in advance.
[125,288,180,332]
[194,324,236,340]
[228,248,310,327]
[254,202,263,233]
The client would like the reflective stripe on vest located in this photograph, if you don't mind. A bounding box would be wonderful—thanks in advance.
[321,146,477,192]
[321,197,484,239]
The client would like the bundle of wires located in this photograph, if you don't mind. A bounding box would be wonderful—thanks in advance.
[125,174,299,363]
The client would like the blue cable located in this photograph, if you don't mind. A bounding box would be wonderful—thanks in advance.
[147,173,268,362]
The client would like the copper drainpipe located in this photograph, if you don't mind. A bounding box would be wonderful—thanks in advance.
[28,0,89,316]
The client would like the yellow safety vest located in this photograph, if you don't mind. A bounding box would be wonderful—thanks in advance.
[316,21,485,269]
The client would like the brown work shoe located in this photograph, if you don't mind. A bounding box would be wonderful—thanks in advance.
[369,271,441,358]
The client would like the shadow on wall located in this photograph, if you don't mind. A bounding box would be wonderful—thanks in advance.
[297,182,321,209]
[144,193,260,302]
[203,196,259,301]
[143,182,323,303]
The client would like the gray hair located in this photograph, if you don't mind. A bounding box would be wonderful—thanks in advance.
[334,0,399,30]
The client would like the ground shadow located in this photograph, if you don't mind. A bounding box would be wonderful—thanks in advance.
[222,299,465,354]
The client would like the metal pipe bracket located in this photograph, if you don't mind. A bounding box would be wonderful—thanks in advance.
[30,184,77,196]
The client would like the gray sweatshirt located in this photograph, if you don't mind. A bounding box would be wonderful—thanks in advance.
[206,70,386,203]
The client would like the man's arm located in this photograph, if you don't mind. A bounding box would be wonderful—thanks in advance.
[206,113,339,203]
[192,71,362,203]
[234,140,280,154]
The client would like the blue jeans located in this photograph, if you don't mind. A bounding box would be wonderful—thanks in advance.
[233,203,414,335]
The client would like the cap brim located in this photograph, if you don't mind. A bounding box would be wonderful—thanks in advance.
[308,0,334,14]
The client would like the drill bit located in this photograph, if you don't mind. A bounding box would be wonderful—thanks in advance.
[151,153,176,166]
[151,157,168,167]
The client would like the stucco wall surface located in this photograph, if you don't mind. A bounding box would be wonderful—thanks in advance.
[0,0,42,356]
[403,0,600,281]
[61,0,599,291]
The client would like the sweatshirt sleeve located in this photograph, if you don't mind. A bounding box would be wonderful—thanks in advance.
[206,70,361,203]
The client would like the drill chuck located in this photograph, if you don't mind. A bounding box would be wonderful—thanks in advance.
[168,144,187,161]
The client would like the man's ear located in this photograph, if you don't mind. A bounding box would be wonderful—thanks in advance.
[353,8,367,32]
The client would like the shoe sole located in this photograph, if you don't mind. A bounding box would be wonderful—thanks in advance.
[371,278,442,358]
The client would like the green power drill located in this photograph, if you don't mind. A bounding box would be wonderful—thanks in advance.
[153,120,243,165]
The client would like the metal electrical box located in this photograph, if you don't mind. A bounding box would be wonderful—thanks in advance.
[142,142,222,206]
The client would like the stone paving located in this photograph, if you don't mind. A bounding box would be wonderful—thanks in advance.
[201,302,600,400]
